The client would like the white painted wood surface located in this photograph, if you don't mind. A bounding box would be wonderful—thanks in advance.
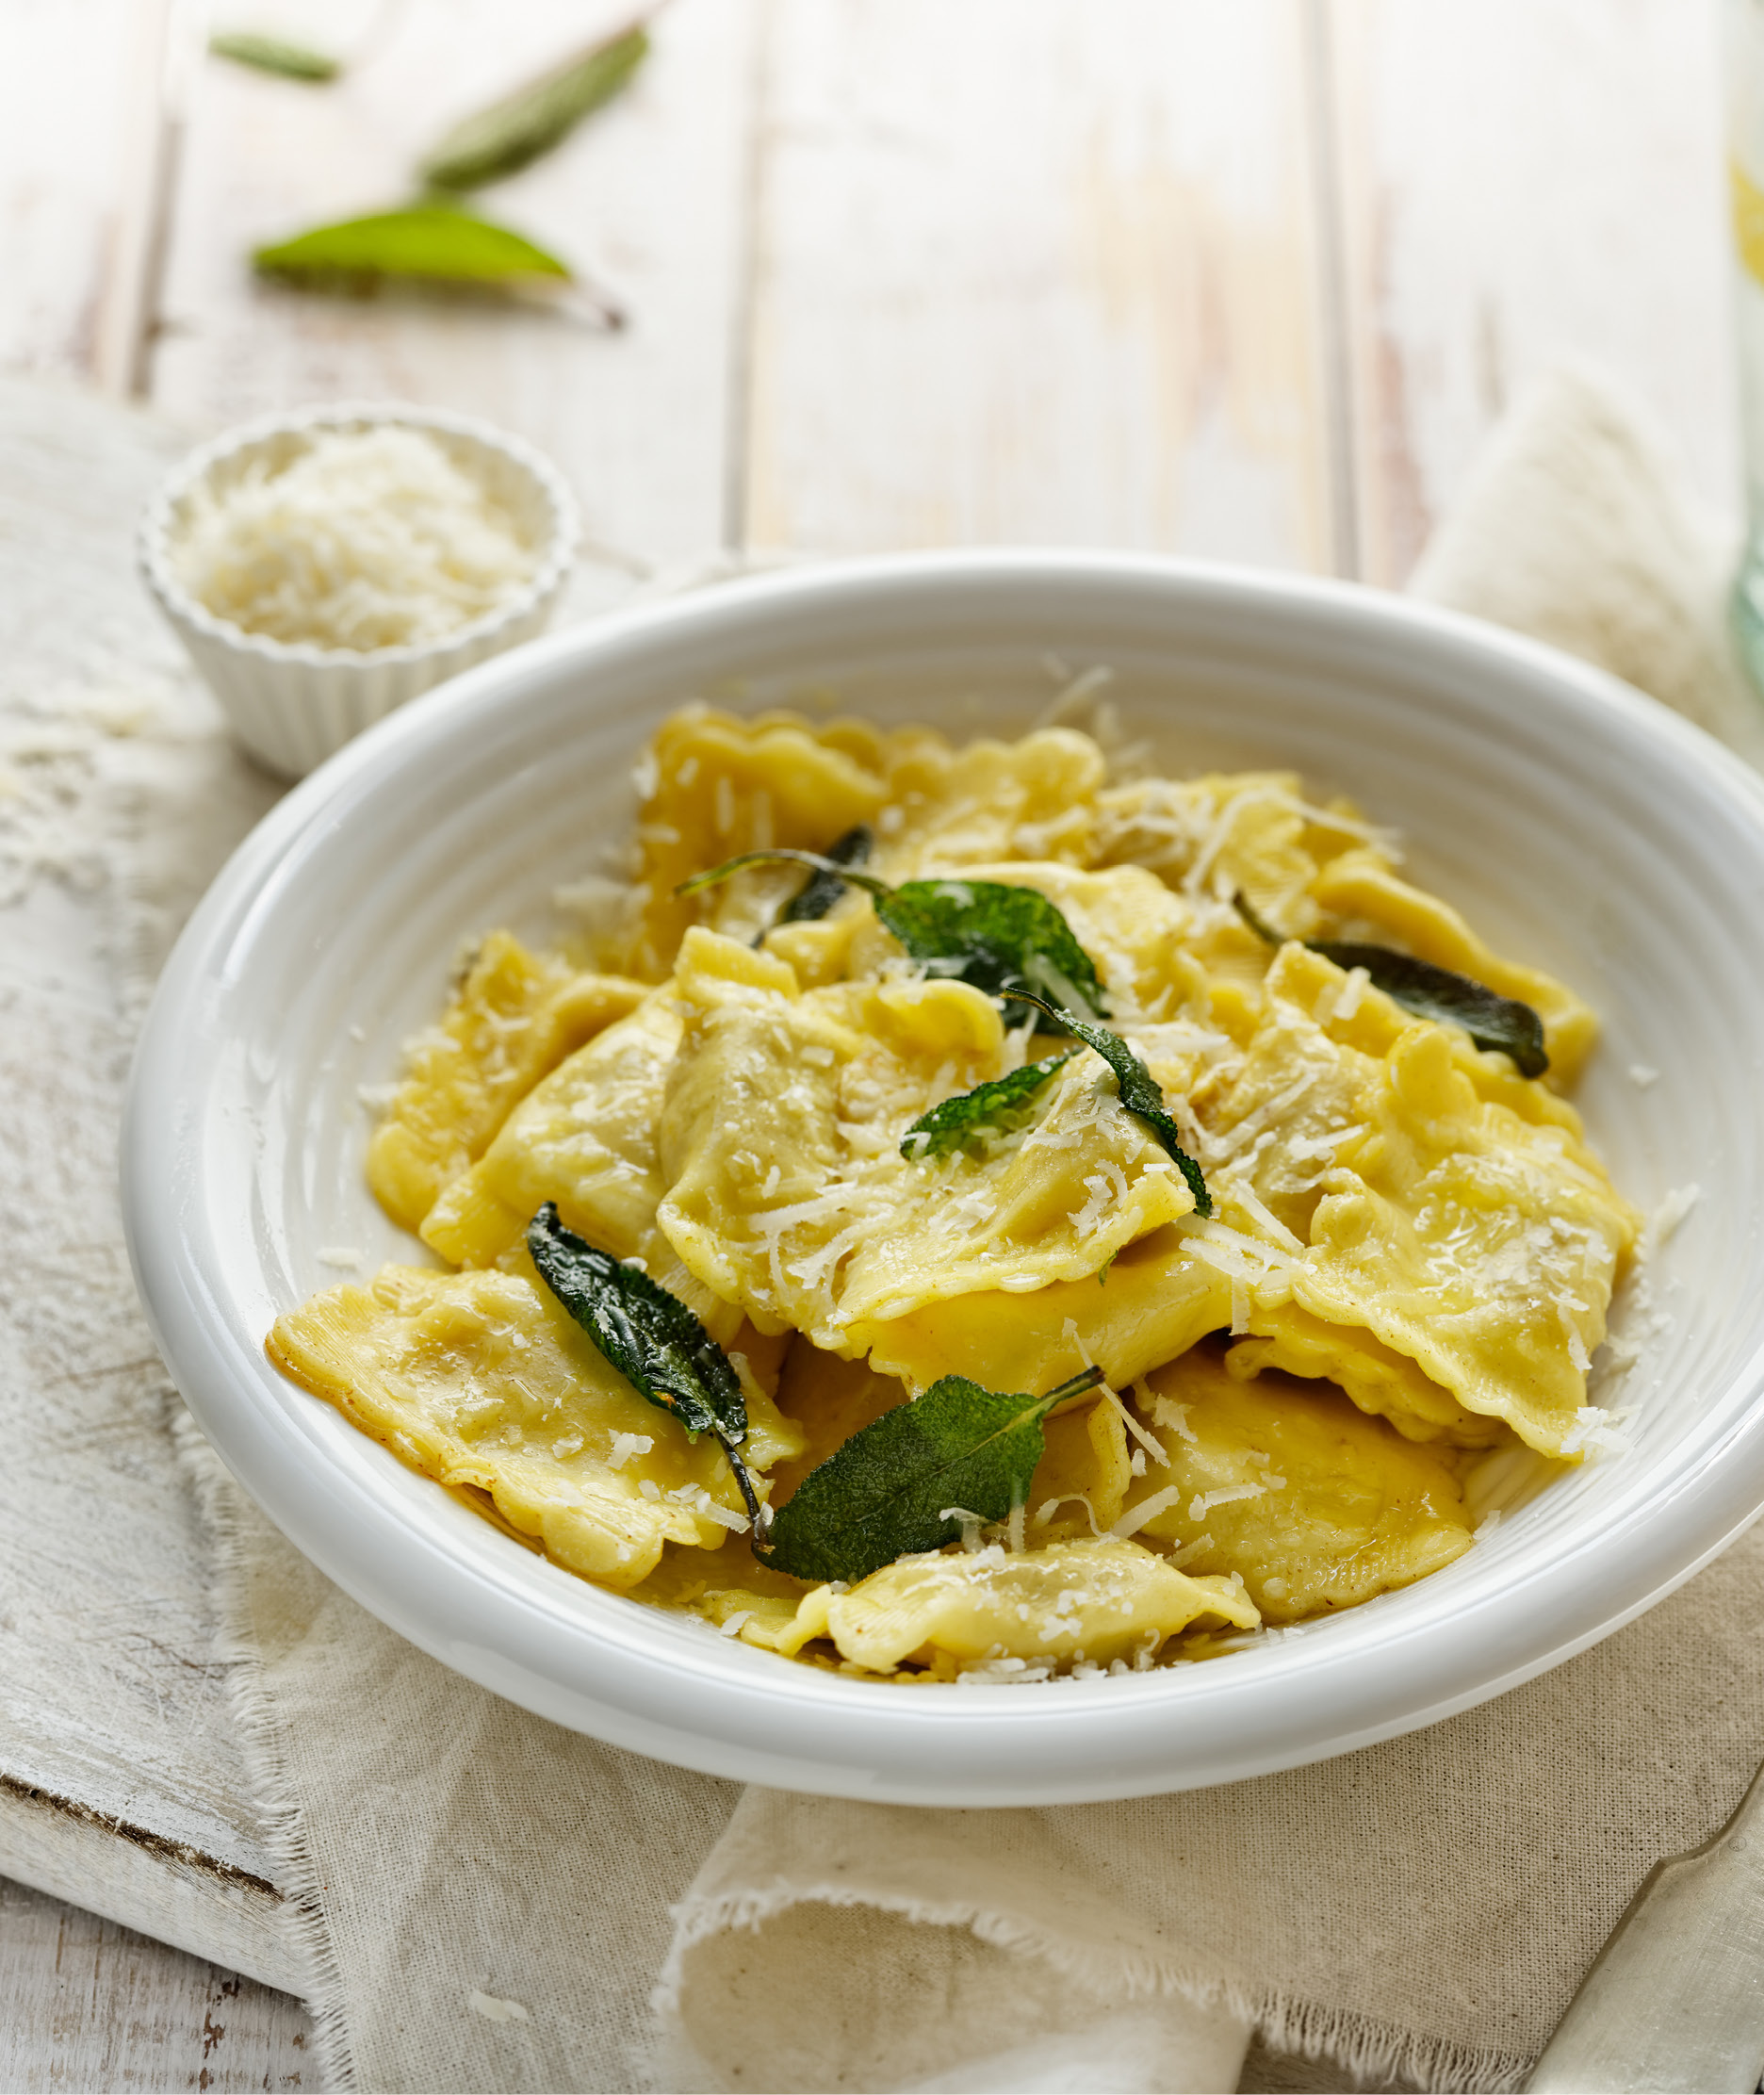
[0,378,295,1993]
[0,0,1743,2085]
[0,1873,309,2094]
[743,0,1339,568]
[1330,0,1739,584]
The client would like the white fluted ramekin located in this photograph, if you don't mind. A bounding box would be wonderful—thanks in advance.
[139,401,580,778]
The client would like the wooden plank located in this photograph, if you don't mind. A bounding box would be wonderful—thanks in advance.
[0,1873,309,2094]
[0,379,296,1991]
[1328,0,1739,587]
[150,0,760,602]
[742,0,1339,571]
[0,0,144,385]
[0,1787,299,2000]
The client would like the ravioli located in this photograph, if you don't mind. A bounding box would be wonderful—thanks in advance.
[420,990,683,1271]
[617,707,891,978]
[784,1538,1260,1674]
[1184,944,1636,1457]
[267,1257,786,1588]
[270,703,1638,1680]
[654,927,1198,1350]
[1119,1342,1473,1619]
[367,932,645,1233]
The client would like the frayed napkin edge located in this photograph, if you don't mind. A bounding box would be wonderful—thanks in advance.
[649,1875,1530,2094]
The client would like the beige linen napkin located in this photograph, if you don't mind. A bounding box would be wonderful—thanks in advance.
[139,366,1764,2094]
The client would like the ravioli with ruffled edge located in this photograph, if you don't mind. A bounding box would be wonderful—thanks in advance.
[267,702,1638,1679]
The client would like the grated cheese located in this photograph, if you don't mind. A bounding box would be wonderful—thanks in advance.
[172,425,541,651]
[1109,1486,1181,1539]
[1148,1390,1196,1444]
[1188,1483,1265,1521]
[1330,964,1371,1023]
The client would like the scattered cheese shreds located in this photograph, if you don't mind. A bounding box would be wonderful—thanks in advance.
[1110,1486,1181,1538]
[1188,1483,1266,1521]
[172,426,540,652]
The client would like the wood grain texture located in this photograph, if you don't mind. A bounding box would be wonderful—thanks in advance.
[743,0,1339,570]
[0,380,294,1989]
[0,1873,310,2094]
[0,0,141,385]
[150,0,760,607]
[1329,0,1740,586]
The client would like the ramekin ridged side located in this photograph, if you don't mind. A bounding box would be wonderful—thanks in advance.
[138,401,580,779]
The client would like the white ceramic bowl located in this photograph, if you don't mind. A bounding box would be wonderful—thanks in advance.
[122,552,1764,1806]
[139,401,580,779]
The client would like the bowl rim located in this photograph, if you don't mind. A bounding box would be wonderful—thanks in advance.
[121,547,1764,1804]
[136,398,582,672]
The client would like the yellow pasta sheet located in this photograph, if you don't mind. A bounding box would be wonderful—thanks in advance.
[267,1257,802,1589]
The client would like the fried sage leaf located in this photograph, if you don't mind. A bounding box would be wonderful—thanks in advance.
[210,30,339,80]
[760,1367,1104,1585]
[900,1051,1076,1160]
[1233,893,1549,1078]
[1014,994,1211,1216]
[253,205,571,288]
[879,878,1108,1023]
[778,823,873,926]
[419,23,649,191]
[679,849,1108,1024]
[526,1203,765,1528]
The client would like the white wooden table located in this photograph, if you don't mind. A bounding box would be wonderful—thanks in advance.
[0,1,1740,2085]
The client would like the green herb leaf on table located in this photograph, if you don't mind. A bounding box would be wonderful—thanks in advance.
[1232,893,1549,1078]
[760,1367,1104,1585]
[210,30,340,81]
[253,205,572,290]
[778,823,874,927]
[419,23,650,192]
[526,1203,766,1530]
[900,1052,1076,1160]
[678,849,1109,1026]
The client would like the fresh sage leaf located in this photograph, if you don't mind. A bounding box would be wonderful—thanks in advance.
[679,849,1109,1025]
[527,1203,765,1530]
[1013,994,1211,1217]
[779,823,873,926]
[900,1052,1076,1160]
[1232,892,1549,1078]
[419,23,649,191]
[253,205,572,288]
[210,30,340,81]
[760,1366,1104,1585]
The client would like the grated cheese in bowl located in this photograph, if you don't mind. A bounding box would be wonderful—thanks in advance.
[139,403,580,777]
[170,424,541,653]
